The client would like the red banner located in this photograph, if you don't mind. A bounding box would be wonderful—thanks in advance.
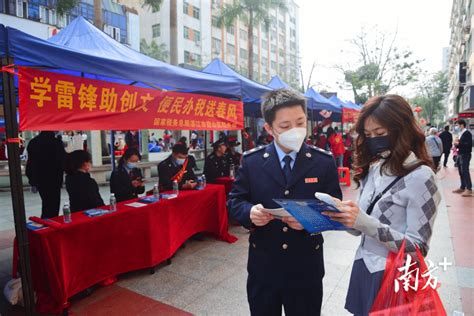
[18,67,244,131]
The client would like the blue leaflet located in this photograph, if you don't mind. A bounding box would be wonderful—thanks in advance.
[273,199,348,234]
[83,209,109,217]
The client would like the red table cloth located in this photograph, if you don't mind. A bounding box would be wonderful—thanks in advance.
[13,184,237,314]
[215,177,234,195]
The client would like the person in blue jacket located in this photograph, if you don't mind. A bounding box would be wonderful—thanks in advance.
[228,88,342,316]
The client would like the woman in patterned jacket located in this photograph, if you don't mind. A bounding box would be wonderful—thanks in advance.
[323,94,441,316]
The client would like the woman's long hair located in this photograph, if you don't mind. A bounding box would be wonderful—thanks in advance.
[353,94,434,187]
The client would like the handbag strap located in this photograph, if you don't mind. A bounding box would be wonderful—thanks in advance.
[366,176,403,216]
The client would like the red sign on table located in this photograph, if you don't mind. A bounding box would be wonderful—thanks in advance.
[18,67,244,131]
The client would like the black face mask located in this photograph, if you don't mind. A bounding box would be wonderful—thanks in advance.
[366,135,391,157]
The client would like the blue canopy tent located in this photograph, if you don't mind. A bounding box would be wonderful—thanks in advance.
[1,17,241,96]
[267,75,290,89]
[202,58,272,116]
[0,18,244,315]
[305,88,342,115]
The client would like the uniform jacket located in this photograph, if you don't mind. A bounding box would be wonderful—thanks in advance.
[158,155,197,191]
[110,165,145,202]
[204,152,229,183]
[228,142,342,288]
[65,171,105,212]
[226,151,242,173]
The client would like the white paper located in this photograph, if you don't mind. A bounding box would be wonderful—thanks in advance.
[263,208,291,218]
[125,202,147,208]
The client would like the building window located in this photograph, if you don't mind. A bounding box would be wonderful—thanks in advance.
[193,6,200,19]
[38,6,58,25]
[240,48,248,59]
[290,41,296,50]
[184,26,190,39]
[104,24,120,41]
[278,20,285,29]
[227,25,234,35]
[290,29,296,38]
[212,15,220,28]
[279,34,285,44]
[240,29,248,41]
[271,44,276,53]
[227,43,235,55]
[183,1,189,14]
[290,17,296,24]
[152,24,160,38]
[279,48,285,57]
[184,50,202,66]
[195,30,201,42]
[212,38,221,54]
[16,0,27,18]
[262,40,268,49]
[271,61,276,69]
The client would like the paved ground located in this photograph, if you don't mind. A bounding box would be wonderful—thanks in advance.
[0,162,472,315]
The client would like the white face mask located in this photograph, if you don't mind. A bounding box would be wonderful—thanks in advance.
[175,158,186,166]
[274,127,307,152]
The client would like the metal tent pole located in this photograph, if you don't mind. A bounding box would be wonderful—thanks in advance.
[110,131,116,171]
[2,57,35,315]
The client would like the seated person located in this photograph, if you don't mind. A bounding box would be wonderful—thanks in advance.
[225,137,242,171]
[204,139,230,183]
[65,150,105,212]
[158,143,197,190]
[110,148,145,202]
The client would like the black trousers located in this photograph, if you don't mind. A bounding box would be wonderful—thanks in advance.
[441,151,450,167]
[458,153,472,190]
[247,275,323,316]
[38,185,61,219]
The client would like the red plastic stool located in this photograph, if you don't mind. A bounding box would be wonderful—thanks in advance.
[338,167,351,186]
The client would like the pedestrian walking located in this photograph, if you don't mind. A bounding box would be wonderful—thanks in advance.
[439,125,453,168]
[426,127,443,170]
[452,119,472,197]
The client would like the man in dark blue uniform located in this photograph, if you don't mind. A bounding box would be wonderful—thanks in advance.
[204,139,230,183]
[228,89,342,316]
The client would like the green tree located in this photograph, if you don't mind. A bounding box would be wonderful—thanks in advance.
[55,0,163,19]
[411,72,449,124]
[140,39,169,62]
[217,0,287,80]
[338,26,422,104]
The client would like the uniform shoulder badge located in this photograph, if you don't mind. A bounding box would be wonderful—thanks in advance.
[243,145,266,156]
[309,145,333,156]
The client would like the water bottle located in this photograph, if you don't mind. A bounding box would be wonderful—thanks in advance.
[201,174,207,189]
[63,203,72,223]
[153,183,160,200]
[172,180,179,197]
[109,193,117,212]
[229,164,235,179]
[197,176,203,190]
